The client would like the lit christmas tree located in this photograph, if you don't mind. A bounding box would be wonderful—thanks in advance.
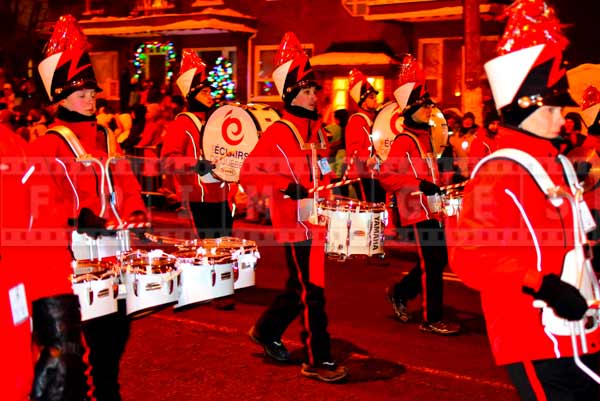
[208,56,236,103]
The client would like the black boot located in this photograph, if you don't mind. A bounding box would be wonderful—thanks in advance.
[30,294,91,401]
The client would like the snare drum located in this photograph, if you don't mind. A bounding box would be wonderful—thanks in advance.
[426,193,462,218]
[204,237,260,290]
[319,200,387,259]
[120,250,180,316]
[174,246,234,308]
[443,192,463,217]
[71,229,131,261]
[71,260,118,321]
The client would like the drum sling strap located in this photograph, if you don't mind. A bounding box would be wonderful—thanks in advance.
[276,119,327,224]
[394,130,439,184]
[175,112,204,159]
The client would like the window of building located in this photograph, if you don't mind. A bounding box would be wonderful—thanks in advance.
[132,0,175,15]
[192,47,237,79]
[83,0,105,15]
[190,47,237,94]
[253,44,314,101]
[418,36,498,110]
[331,75,384,111]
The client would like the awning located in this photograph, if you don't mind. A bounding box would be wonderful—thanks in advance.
[79,8,256,37]
[364,4,502,22]
[82,18,256,37]
[310,52,398,66]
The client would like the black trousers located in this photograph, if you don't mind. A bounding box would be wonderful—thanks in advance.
[506,353,599,401]
[82,300,130,401]
[353,178,386,203]
[389,219,447,323]
[253,240,331,365]
[189,201,233,239]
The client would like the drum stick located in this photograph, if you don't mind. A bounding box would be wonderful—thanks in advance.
[341,150,358,182]
[308,178,360,193]
[341,150,367,199]
[279,178,360,198]
[105,222,151,231]
[410,180,470,196]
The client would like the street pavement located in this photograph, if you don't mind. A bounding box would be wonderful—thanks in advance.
[118,215,520,401]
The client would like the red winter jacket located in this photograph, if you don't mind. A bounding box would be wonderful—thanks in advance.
[379,124,441,226]
[162,112,229,203]
[345,111,375,179]
[240,111,331,243]
[28,115,146,225]
[446,126,600,365]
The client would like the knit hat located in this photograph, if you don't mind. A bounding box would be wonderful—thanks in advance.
[484,0,575,125]
[348,68,378,107]
[38,15,102,103]
[176,49,209,99]
[272,32,320,105]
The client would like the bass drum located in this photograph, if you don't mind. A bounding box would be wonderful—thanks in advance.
[242,103,280,135]
[202,104,279,183]
[371,102,403,162]
[372,103,448,160]
[429,106,449,158]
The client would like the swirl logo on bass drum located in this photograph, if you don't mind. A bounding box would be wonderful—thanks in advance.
[389,108,403,135]
[222,109,244,145]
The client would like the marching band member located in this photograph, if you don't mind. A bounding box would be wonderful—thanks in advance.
[162,49,232,240]
[578,85,600,271]
[380,54,460,336]
[447,1,599,399]
[2,119,91,400]
[29,15,148,401]
[162,49,236,310]
[240,32,347,383]
[345,68,385,202]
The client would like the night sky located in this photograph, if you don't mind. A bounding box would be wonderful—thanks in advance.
[549,0,600,65]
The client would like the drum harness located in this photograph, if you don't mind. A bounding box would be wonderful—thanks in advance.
[471,148,600,383]
[47,125,131,260]
[277,119,327,225]
[176,112,208,202]
[395,129,440,222]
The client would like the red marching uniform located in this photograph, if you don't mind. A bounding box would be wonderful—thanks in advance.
[379,125,440,226]
[448,127,600,364]
[1,124,79,401]
[345,112,374,180]
[240,111,331,245]
[162,113,229,205]
[28,115,146,224]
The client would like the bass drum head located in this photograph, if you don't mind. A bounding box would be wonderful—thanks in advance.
[430,107,449,158]
[202,105,260,182]
[372,102,403,161]
[243,103,280,135]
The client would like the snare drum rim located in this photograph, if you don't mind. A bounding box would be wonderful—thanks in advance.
[319,199,386,212]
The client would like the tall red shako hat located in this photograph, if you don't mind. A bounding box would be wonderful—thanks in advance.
[393,54,432,112]
[272,32,320,105]
[176,49,208,99]
[581,85,600,127]
[38,15,102,103]
[484,0,576,125]
[348,68,378,107]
